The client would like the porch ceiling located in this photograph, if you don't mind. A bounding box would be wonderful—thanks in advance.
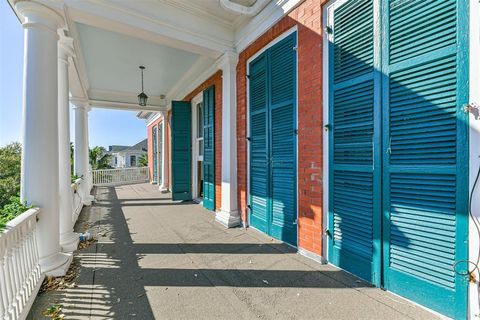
[76,22,207,107]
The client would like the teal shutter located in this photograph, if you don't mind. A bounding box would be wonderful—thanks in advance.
[159,122,163,185]
[203,86,215,210]
[249,52,269,233]
[382,0,468,318]
[249,33,297,246]
[171,101,192,201]
[269,33,297,246]
[329,0,381,284]
[152,126,158,183]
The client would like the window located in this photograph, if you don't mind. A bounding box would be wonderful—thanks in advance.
[197,102,204,159]
[130,155,136,167]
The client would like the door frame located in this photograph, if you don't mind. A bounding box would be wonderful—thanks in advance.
[191,91,204,201]
[246,26,299,246]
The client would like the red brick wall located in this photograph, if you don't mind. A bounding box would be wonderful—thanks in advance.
[147,117,162,183]
[237,0,324,255]
[184,71,223,210]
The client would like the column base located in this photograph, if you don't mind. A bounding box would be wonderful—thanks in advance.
[60,231,80,253]
[40,252,73,277]
[159,185,170,193]
[215,209,241,228]
[83,194,95,206]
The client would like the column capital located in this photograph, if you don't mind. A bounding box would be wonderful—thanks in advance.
[216,50,239,71]
[58,32,75,63]
[71,98,91,112]
[15,1,64,33]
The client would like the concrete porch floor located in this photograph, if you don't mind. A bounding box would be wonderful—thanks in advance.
[28,183,439,320]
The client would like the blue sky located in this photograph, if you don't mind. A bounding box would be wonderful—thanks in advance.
[0,2,147,149]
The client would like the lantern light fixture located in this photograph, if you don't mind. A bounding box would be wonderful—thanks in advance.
[137,65,148,106]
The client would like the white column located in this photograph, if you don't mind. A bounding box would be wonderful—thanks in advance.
[58,34,79,252]
[160,111,169,192]
[16,1,72,276]
[216,51,241,227]
[72,99,94,205]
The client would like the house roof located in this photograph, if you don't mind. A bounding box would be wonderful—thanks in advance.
[109,139,148,153]
[109,145,130,152]
[125,139,148,152]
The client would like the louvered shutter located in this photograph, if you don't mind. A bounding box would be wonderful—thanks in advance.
[159,122,163,185]
[171,101,192,201]
[152,126,158,183]
[269,33,297,246]
[203,86,215,211]
[249,53,269,233]
[329,0,382,284]
[382,0,468,318]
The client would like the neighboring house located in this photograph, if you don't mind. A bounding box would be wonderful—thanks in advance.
[108,139,147,168]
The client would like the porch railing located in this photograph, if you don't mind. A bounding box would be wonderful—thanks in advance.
[0,208,43,320]
[91,167,149,186]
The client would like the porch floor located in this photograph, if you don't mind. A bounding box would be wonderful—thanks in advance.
[28,183,438,319]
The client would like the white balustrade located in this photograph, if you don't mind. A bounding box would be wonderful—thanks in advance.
[91,167,149,186]
[0,208,43,320]
[71,179,84,228]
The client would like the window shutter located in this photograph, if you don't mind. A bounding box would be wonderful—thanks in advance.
[203,86,215,210]
[171,101,192,201]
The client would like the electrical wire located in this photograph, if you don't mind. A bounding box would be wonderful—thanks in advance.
[454,162,480,277]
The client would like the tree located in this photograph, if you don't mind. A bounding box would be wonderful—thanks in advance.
[89,146,113,170]
[0,143,22,209]
[138,154,148,167]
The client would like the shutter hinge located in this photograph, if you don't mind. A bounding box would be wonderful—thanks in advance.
[324,25,333,35]
[324,124,331,131]
[294,129,298,135]
[463,102,480,120]
[246,136,251,141]
[246,74,250,79]
[293,46,298,51]
[324,228,332,238]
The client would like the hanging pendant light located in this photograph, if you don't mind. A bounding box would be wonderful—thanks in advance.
[138,66,148,106]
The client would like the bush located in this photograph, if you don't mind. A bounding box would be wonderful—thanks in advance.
[0,196,33,230]
[0,142,21,209]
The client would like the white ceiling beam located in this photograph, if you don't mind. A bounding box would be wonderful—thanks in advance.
[89,99,167,113]
[63,0,234,58]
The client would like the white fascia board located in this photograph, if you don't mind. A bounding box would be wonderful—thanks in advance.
[168,58,219,101]
[88,89,167,107]
[89,99,167,113]
[64,0,234,58]
[146,113,163,127]
[235,0,304,53]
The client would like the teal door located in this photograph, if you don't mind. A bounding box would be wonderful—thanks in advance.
[381,0,469,318]
[203,86,215,210]
[328,0,382,284]
[171,101,192,201]
[152,126,158,184]
[328,0,469,318]
[249,32,297,246]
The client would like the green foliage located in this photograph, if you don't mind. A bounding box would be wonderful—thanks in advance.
[89,146,113,170]
[0,196,33,229]
[0,142,21,209]
[138,153,148,167]
[71,174,83,184]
